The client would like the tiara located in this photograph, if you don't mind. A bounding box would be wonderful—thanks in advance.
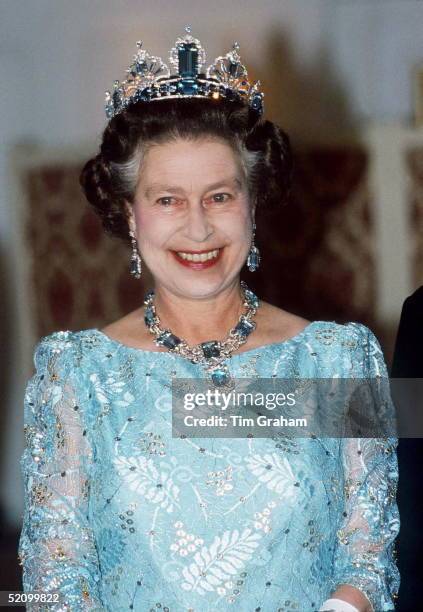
[105,26,264,119]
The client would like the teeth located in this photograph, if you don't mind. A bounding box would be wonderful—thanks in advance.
[176,249,220,262]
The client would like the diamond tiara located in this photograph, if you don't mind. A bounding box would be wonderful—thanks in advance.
[105,26,264,119]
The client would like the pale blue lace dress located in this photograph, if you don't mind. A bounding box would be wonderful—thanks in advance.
[18,321,400,612]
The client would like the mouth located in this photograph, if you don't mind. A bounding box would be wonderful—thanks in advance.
[171,248,223,269]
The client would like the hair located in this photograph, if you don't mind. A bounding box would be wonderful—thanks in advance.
[79,97,293,246]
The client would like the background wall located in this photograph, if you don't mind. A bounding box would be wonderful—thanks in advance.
[1,0,423,527]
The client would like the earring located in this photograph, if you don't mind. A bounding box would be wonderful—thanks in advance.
[246,222,261,272]
[129,230,142,278]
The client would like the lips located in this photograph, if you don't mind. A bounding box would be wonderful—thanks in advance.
[171,247,223,269]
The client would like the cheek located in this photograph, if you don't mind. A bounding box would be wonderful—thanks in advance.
[224,215,252,241]
[133,206,147,229]
[134,209,169,244]
[218,205,251,231]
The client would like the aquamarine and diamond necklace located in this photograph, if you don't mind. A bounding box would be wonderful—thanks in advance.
[143,280,260,389]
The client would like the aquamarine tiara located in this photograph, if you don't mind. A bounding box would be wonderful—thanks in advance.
[105,26,264,119]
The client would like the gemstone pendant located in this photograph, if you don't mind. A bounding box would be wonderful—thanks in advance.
[211,367,229,386]
[209,362,234,389]
[246,245,260,272]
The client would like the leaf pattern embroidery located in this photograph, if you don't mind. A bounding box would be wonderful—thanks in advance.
[181,528,261,594]
[245,453,297,496]
[113,455,180,512]
[89,372,135,407]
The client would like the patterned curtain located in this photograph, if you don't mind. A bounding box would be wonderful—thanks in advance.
[406,147,423,287]
[241,146,376,326]
[25,165,153,338]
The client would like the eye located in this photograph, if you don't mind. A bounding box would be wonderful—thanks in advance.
[157,196,175,207]
[210,193,232,203]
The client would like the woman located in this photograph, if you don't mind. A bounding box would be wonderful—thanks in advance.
[18,31,399,612]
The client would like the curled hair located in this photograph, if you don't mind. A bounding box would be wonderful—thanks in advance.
[80,98,293,245]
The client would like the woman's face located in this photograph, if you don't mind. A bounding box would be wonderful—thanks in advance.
[127,137,254,299]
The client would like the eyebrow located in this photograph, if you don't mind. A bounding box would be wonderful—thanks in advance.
[143,176,244,199]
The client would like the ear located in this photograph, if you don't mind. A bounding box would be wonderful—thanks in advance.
[124,200,136,234]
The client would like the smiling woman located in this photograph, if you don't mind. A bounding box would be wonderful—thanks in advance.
[124,138,254,299]
[18,30,400,612]
[78,81,299,354]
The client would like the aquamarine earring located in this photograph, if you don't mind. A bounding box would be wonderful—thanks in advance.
[246,222,261,272]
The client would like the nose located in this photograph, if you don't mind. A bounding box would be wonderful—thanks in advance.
[183,201,214,243]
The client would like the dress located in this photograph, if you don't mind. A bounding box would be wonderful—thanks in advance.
[18,320,400,612]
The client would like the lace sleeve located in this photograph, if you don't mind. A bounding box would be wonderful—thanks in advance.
[18,333,104,611]
[331,325,400,612]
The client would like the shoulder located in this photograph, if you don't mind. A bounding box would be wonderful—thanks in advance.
[259,301,376,346]
[401,285,423,319]
[33,330,77,367]
[32,329,99,375]
[309,320,388,377]
[406,285,423,305]
[28,329,102,412]
[309,320,383,353]
[312,320,378,344]
[257,302,381,351]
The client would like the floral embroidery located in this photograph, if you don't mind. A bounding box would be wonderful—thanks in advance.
[206,466,234,496]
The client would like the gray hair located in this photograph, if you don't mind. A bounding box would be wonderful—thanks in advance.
[109,134,262,204]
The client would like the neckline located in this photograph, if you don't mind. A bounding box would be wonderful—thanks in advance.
[88,321,319,359]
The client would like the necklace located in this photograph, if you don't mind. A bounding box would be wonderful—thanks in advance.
[142,280,260,389]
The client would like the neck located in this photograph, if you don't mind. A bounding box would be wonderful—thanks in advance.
[151,281,246,345]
